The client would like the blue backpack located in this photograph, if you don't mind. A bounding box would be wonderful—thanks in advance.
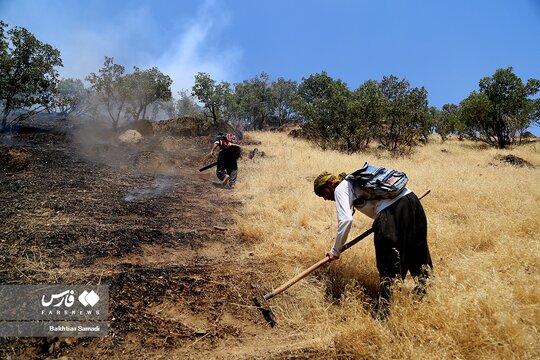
[345,162,408,199]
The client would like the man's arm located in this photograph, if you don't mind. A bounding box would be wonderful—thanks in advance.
[210,142,219,156]
[329,182,354,258]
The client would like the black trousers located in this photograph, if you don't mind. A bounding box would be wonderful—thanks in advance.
[372,192,432,314]
[216,151,238,186]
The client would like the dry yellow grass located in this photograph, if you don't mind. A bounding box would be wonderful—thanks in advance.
[234,132,540,359]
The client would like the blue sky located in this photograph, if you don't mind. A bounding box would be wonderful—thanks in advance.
[1,0,539,133]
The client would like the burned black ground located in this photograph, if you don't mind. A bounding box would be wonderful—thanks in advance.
[0,121,283,359]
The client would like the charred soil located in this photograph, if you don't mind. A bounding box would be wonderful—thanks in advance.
[0,121,310,359]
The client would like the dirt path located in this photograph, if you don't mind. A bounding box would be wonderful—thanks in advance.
[0,123,319,359]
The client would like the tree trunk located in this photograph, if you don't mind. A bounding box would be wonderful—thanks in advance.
[1,114,7,131]
[2,101,11,131]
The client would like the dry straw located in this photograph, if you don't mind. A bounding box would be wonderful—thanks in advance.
[235,131,539,359]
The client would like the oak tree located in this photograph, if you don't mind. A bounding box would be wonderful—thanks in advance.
[191,72,231,126]
[0,21,62,130]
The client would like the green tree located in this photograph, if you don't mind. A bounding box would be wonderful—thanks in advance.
[234,72,275,130]
[124,66,172,121]
[52,78,90,119]
[0,21,63,130]
[175,90,203,118]
[378,75,429,152]
[463,67,539,148]
[86,56,128,130]
[530,98,540,127]
[294,71,351,149]
[409,87,432,144]
[350,80,386,150]
[271,77,298,126]
[148,99,175,120]
[191,72,231,126]
[459,91,493,141]
[436,103,461,142]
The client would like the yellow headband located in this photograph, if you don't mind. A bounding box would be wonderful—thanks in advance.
[314,171,334,195]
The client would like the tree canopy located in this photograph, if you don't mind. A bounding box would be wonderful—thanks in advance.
[86,56,128,130]
[86,57,173,130]
[294,71,352,148]
[459,67,539,148]
[0,21,62,130]
[51,78,90,119]
[191,72,231,126]
[124,66,172,122]
[3,21,539,152]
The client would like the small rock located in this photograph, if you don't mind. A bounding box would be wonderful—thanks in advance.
[118,130,143,144]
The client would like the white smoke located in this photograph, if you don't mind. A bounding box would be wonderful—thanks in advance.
[150,0,243,95]
[0,0,242,95]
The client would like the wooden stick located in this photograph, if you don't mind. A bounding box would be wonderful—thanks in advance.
[263,189,431,301]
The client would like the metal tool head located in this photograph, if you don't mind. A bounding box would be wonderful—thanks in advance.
[251,283,276,327]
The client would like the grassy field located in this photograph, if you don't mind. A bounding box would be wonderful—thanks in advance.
[234,131,539,359]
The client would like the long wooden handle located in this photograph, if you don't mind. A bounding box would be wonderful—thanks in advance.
[417,189,431,201]
[264,257,330,300]
[264,224,376,300]
[263,189,431,301]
